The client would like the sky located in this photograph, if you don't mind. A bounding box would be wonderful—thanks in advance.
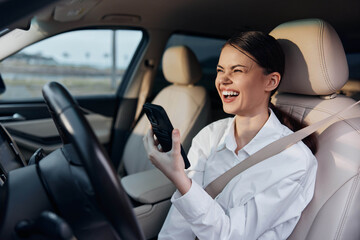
[20,29,142,69]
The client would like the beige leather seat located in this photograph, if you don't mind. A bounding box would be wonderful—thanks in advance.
[122,45,210,175]
[270,19,360,240]
[120,45,210,238]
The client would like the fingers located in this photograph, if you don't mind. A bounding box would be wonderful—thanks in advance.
[153,135,160,149]
[171,129,181,155]
[143,128,163,158]
[143,129,155,153]
[143,128,185,181]
[150,131,163,151]
[146,128,160,148]
[143,129,150,153]
[144,128,181,163]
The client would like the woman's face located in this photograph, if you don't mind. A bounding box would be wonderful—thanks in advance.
[215,44,275,117]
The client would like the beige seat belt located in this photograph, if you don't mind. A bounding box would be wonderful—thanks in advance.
[204,99,360,199]
[117,62,154,176]
[133,60,155,127]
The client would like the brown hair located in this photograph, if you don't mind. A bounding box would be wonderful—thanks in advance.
[226,31,317,154]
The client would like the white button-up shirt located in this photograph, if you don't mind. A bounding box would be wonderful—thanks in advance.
[159,110,318,240]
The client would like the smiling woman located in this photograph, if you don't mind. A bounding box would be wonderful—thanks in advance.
[143,31,318,239]
[217,31,317,153]
[216,44,273,118]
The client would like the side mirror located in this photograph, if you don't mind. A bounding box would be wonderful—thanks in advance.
[0,74,6,94]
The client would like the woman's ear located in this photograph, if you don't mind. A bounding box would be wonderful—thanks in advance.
[265,72,281,92]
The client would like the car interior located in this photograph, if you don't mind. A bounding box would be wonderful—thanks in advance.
[0,0,359,239]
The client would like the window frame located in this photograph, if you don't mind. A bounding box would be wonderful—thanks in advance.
[0,26,148,103]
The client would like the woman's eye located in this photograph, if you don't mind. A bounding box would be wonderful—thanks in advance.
[234,69,243,73]
[216,69,223,73]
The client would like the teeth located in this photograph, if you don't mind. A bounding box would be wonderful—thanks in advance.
[222,91,239,96]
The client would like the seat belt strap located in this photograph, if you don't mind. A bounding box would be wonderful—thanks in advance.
[133,61,155,127]
[204,99,360,199]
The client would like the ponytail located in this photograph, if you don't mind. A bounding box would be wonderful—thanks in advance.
[269,102,318,154]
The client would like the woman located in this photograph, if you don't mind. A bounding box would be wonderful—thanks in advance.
[143,31,318,239]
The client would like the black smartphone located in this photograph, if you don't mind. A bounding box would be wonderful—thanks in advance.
[143,103,191,169]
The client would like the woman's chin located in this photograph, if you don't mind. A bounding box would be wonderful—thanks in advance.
[222,106,238,115]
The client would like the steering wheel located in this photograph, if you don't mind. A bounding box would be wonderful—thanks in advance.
[42,81,144,240]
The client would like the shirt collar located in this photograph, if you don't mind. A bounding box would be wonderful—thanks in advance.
[216,109,285,156]
[216,117,236,152]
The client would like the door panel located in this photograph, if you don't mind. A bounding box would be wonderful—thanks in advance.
[0,95,117,121]
[0,102,51,121]
[3,111,113,160]
[0,95,116,161]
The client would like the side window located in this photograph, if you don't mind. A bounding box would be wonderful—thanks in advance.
[153,34,226,121]
[342,53,360,100]
[0,29,143,100]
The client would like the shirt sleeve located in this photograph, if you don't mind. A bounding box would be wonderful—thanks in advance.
[169,168,313,240]
[158,125,211,239]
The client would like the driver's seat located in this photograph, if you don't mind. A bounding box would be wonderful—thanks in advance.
[270,19,360,239]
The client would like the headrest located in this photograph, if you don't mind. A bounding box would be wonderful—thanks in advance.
[270,19,348,96]
[162,45,202,85]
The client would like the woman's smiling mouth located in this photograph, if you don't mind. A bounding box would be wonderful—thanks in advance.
[221,90,240,103]
[222,90,239,98]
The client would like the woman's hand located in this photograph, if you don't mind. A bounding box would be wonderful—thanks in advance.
[143,128,191,195]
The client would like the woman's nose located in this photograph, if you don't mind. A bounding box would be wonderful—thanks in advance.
[218,73,232,85]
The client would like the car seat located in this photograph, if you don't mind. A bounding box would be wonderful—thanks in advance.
[121,45,210,175]
[270,19,360,240]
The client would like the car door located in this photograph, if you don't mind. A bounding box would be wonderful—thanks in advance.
[0,28,145,161]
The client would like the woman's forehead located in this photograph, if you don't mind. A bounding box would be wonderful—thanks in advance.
[218,45,255,67]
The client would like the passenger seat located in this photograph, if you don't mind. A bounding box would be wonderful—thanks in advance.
[121,45,210,175]
[270,19,360,240]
